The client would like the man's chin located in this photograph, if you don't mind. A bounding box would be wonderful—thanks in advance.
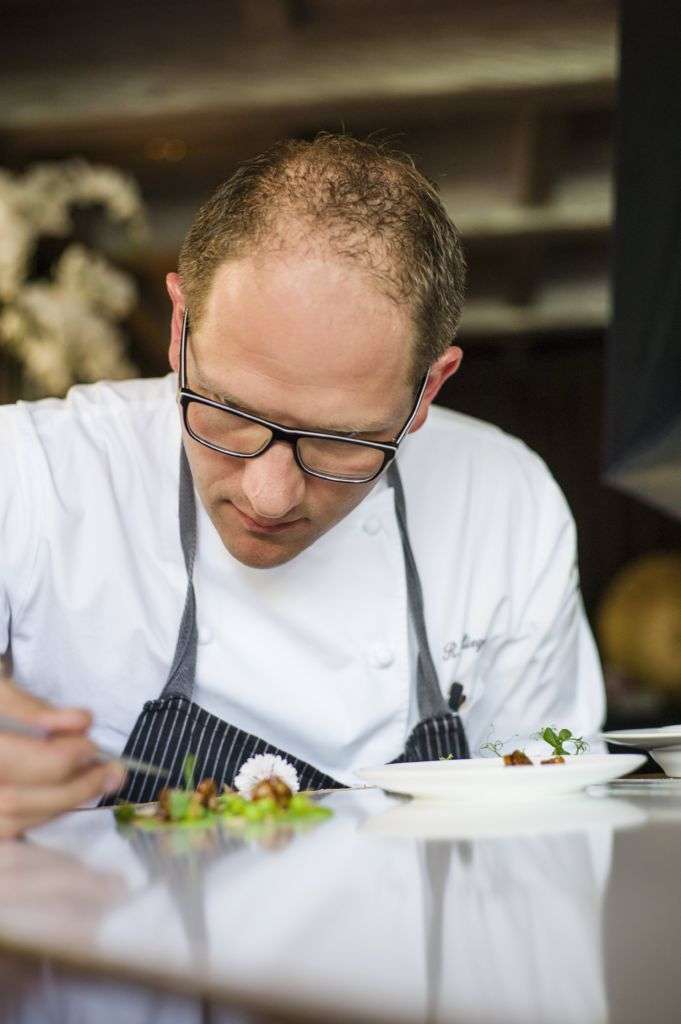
[204,499,322,568]
[229,539,303,568]
[216,523,314,569]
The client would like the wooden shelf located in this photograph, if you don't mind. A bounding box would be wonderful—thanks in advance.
[0,3,616,137]
[454,192,611,243]
[459,280,609,338]
[1,1,617,347]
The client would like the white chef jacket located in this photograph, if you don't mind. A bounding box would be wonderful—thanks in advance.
[0,374,605,784]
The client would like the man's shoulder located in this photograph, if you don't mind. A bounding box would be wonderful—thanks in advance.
[3,374,176,448]
[398,404,574,566]
[409,403,550,483]
[7,373,174,427]
[1,374,179,503]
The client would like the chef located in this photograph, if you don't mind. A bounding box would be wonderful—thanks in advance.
[0,134,605,836]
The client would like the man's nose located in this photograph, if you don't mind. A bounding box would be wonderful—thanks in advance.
[240,442,306,519]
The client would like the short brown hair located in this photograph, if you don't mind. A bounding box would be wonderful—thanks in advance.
[178,133,466,381]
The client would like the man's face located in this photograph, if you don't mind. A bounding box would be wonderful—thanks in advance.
[167,253,445,569]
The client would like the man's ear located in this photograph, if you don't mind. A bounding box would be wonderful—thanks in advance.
[408,345,463,434]
[166,272,185,373]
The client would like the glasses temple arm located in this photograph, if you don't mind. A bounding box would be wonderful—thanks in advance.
[395,372,430,444]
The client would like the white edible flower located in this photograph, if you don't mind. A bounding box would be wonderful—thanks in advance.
[234,754,300,799]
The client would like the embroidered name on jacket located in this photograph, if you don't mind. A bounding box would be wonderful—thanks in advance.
[443,634,487,660]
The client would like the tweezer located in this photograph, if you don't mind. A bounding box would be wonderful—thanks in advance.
[0,713,168,779]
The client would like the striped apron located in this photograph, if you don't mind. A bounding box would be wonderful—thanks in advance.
[105,449,468,804]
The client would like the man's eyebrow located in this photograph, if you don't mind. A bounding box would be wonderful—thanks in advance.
[190,367,393,436]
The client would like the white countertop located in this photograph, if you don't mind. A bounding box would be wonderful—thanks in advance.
[2,783,681,1024]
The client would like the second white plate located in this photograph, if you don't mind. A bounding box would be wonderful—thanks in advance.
[601,727,681,750]
[357,754,646,803]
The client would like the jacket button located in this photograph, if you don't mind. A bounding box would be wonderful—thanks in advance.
[363,516,381,535]
[369,644,394,668]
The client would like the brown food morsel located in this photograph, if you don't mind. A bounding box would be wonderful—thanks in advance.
[503,750,533,766]
[251,776,293,808]
[196,778,218,805]
[157,787,172,819]
[269,776,293,809]
[251,779,278,803]
[540,756,566,765]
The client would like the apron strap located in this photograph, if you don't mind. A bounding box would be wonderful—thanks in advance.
[386,461,451,720]
[161,446,198,701]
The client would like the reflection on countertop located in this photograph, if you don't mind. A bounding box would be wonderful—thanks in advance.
[2,785,681,1023]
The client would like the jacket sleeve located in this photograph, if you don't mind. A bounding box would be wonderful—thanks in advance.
[0,406,38,658]
[462,467,606,757]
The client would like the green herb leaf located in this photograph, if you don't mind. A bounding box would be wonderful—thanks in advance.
[113,803,135,824]
[222,794,248,816]
[286,794,306,813]
[543,727,559,748]
[538,725,590,757]
[168,790,192,821]
[182,754,196,791]
[244,799,274,821]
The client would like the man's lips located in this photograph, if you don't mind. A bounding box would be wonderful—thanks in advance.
[231,504,305,534]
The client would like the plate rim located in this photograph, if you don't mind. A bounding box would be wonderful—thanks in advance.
[602,728,681,750]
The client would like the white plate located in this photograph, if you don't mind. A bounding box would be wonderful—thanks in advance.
[356,754,646,803]
[602,726,681,750]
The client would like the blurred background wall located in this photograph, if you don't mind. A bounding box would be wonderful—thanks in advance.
[1,0,680,727]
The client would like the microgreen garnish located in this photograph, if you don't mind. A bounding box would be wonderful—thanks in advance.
[478,723,589,760]
[534,726,589,757]
[479,739,505,758]
[112,766,332,831]
[182,753,197,790]
[168,790,193,821]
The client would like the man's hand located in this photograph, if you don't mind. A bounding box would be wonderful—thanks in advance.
[0,678,126,838]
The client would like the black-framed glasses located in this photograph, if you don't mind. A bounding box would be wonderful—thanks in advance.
[178,310,428,484]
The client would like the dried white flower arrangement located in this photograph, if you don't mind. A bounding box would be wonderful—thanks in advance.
[0,159,147,396]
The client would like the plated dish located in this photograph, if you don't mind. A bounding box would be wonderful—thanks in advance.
[113,753,332,829]
[357,753,646,803]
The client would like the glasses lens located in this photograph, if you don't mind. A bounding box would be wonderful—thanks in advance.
[187,401,272,455]
[298,436,385,481]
